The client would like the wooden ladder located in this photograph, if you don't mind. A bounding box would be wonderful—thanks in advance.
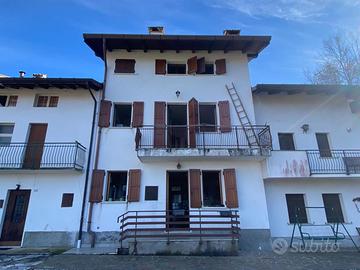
[226,82,259,148]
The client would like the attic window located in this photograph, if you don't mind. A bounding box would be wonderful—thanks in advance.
[167,63,186,74]
[0,95,18,107]
[115,59,136,74]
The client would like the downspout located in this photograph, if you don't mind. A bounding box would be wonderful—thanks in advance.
[77,86,97,249]
[87,37,108,248]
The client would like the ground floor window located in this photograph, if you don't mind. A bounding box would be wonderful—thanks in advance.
[322,193,344,223]
[107,171,127,201]
[202,171,223,207]
[285,194,308,224]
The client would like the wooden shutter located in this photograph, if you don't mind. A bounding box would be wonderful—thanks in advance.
[188,98,199,148]
[286,194,308,224]
[23,124,48,169]
[215,59,226,75]
[128,169,141,202]
[322,194,344,223]
[98,100,112,127]
[218,101,231,132]
[223,169,238,208]
[155,59,166,75]
[89,169,105,203]
[187,56,197,74]
[61,193,74,207]
[154,102,166,148]
[115,59,135,73]
[197,57,205,74]
[189,169,201,208]
[132,101,144,127]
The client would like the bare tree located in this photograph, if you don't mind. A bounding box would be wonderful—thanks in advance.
[305,33,360,85]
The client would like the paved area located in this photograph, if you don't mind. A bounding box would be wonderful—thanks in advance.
[1,251,360,270]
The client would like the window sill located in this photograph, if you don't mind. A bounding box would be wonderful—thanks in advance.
[102,200,127,204]
[113,73,139,75]
[109,127,133,129]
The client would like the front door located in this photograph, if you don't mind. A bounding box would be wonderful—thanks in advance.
[167,171,189,229]
[0,190,31,246]
[167,105,188,148]
[23,124,47,169]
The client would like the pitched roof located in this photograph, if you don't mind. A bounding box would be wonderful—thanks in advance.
[252,84,360,95]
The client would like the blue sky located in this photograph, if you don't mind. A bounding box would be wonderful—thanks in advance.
[1,0,360,85]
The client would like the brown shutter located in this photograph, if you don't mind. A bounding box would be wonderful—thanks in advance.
[115,59,135,73]
[132,101,144,127]
[215,59,226,75]
[189,169,201,208]
[218,101,231,132]
[187,56,197,74]
[188,98,199,148]
[155,59,166,75]
[61,193,74,207]
[99,100,112,127]
[128,169,141,202]
[89,169,105,203]
[223,169,238,208]
[154,101,166,148]
[197,57,205,74]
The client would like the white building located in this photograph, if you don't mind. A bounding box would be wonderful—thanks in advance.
[0,77,102,247]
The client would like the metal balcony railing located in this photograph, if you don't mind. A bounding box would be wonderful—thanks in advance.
[135,125,272,153]
[306,150,360,175]
[0,142,86,170]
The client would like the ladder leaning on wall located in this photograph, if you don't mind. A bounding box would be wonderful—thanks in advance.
[225,82,260,148]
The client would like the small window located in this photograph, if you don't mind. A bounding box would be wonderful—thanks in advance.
[202,171,223,207]
[278,133,295,150]
[0,124,14,145]
[34,95,59,107]
[167,63,186,74]
[286,194,308,224]
[203,63,214,74]
[322,194,344,223]
[61,193,74,207]
[113,104,132,127]
[145,186,158,201]
[107,171,128,201]
[199,104,217,132]
[36,96,48,107]
[316,133,331,157]
[115,59,135,73]
[49,96,59,107]
[0,95,18,107]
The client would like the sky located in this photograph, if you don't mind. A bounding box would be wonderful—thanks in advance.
[1,0,360,85]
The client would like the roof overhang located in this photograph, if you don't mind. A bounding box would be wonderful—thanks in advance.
[0,78,103,91]
[83,33,271,60]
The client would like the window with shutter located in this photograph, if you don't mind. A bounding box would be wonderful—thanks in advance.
[278,133,295,150]
[132,102,144,127]
[188,98,199,148]
[218,101,231,132]
[154,102,166,148]
[128,169,141,202]
[89,170,105,203]
[155,59,167,75]
[189,169,201,208]
[223,169,238,208]
[114,59,136,73]
[316,133,331,157]
[187,56,197,74]
[99,100,112,127]
[106,171,127,201]
[215,59,226,75]
[61,193,74,207]
[199,104,217,132]
[196,57,205,74]
[286,194,308,224]
[202,171,223,207]
[322,194,344,223]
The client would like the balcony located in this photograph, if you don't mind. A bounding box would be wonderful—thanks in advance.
[135,125,272,161]
[0,142,86,170]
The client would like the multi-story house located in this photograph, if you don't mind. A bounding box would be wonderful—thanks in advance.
[0,77,102,247]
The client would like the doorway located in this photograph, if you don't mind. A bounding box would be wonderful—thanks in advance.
[167,105,187,148]
[167,171,189,229]
[0,190,31,246]
[23,124,47,169]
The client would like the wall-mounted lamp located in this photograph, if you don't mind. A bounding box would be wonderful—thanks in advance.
[347,127,352,133]
[301,124,309,133]
[175,90,181,98]
[176,162,181,169]
[16,184,21,190]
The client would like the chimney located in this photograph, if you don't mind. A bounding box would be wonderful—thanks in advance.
[223,29,241,36]
[148,26,164,35]
[32,73,48,79]
[19,71,26,78]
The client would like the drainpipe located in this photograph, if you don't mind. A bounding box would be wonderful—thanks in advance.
[77,86,98,248]
[87,37,108,248]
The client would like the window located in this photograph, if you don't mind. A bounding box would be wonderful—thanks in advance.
[316,133,331,157]
[114,59,135,73]
[167,63,186,74]
[145,186,158,201]
[204,63,214,74]
[202,171,223,207]
[0,124,14,145]
[278,133,295,150]
[113,104,132,127]
[61,193,74,207]
[0,95,18,107]
[107,171,127,201]
[285,194,308,224]
[322,194,344,223]
[34,95,59,107]
[199,104,217,132]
